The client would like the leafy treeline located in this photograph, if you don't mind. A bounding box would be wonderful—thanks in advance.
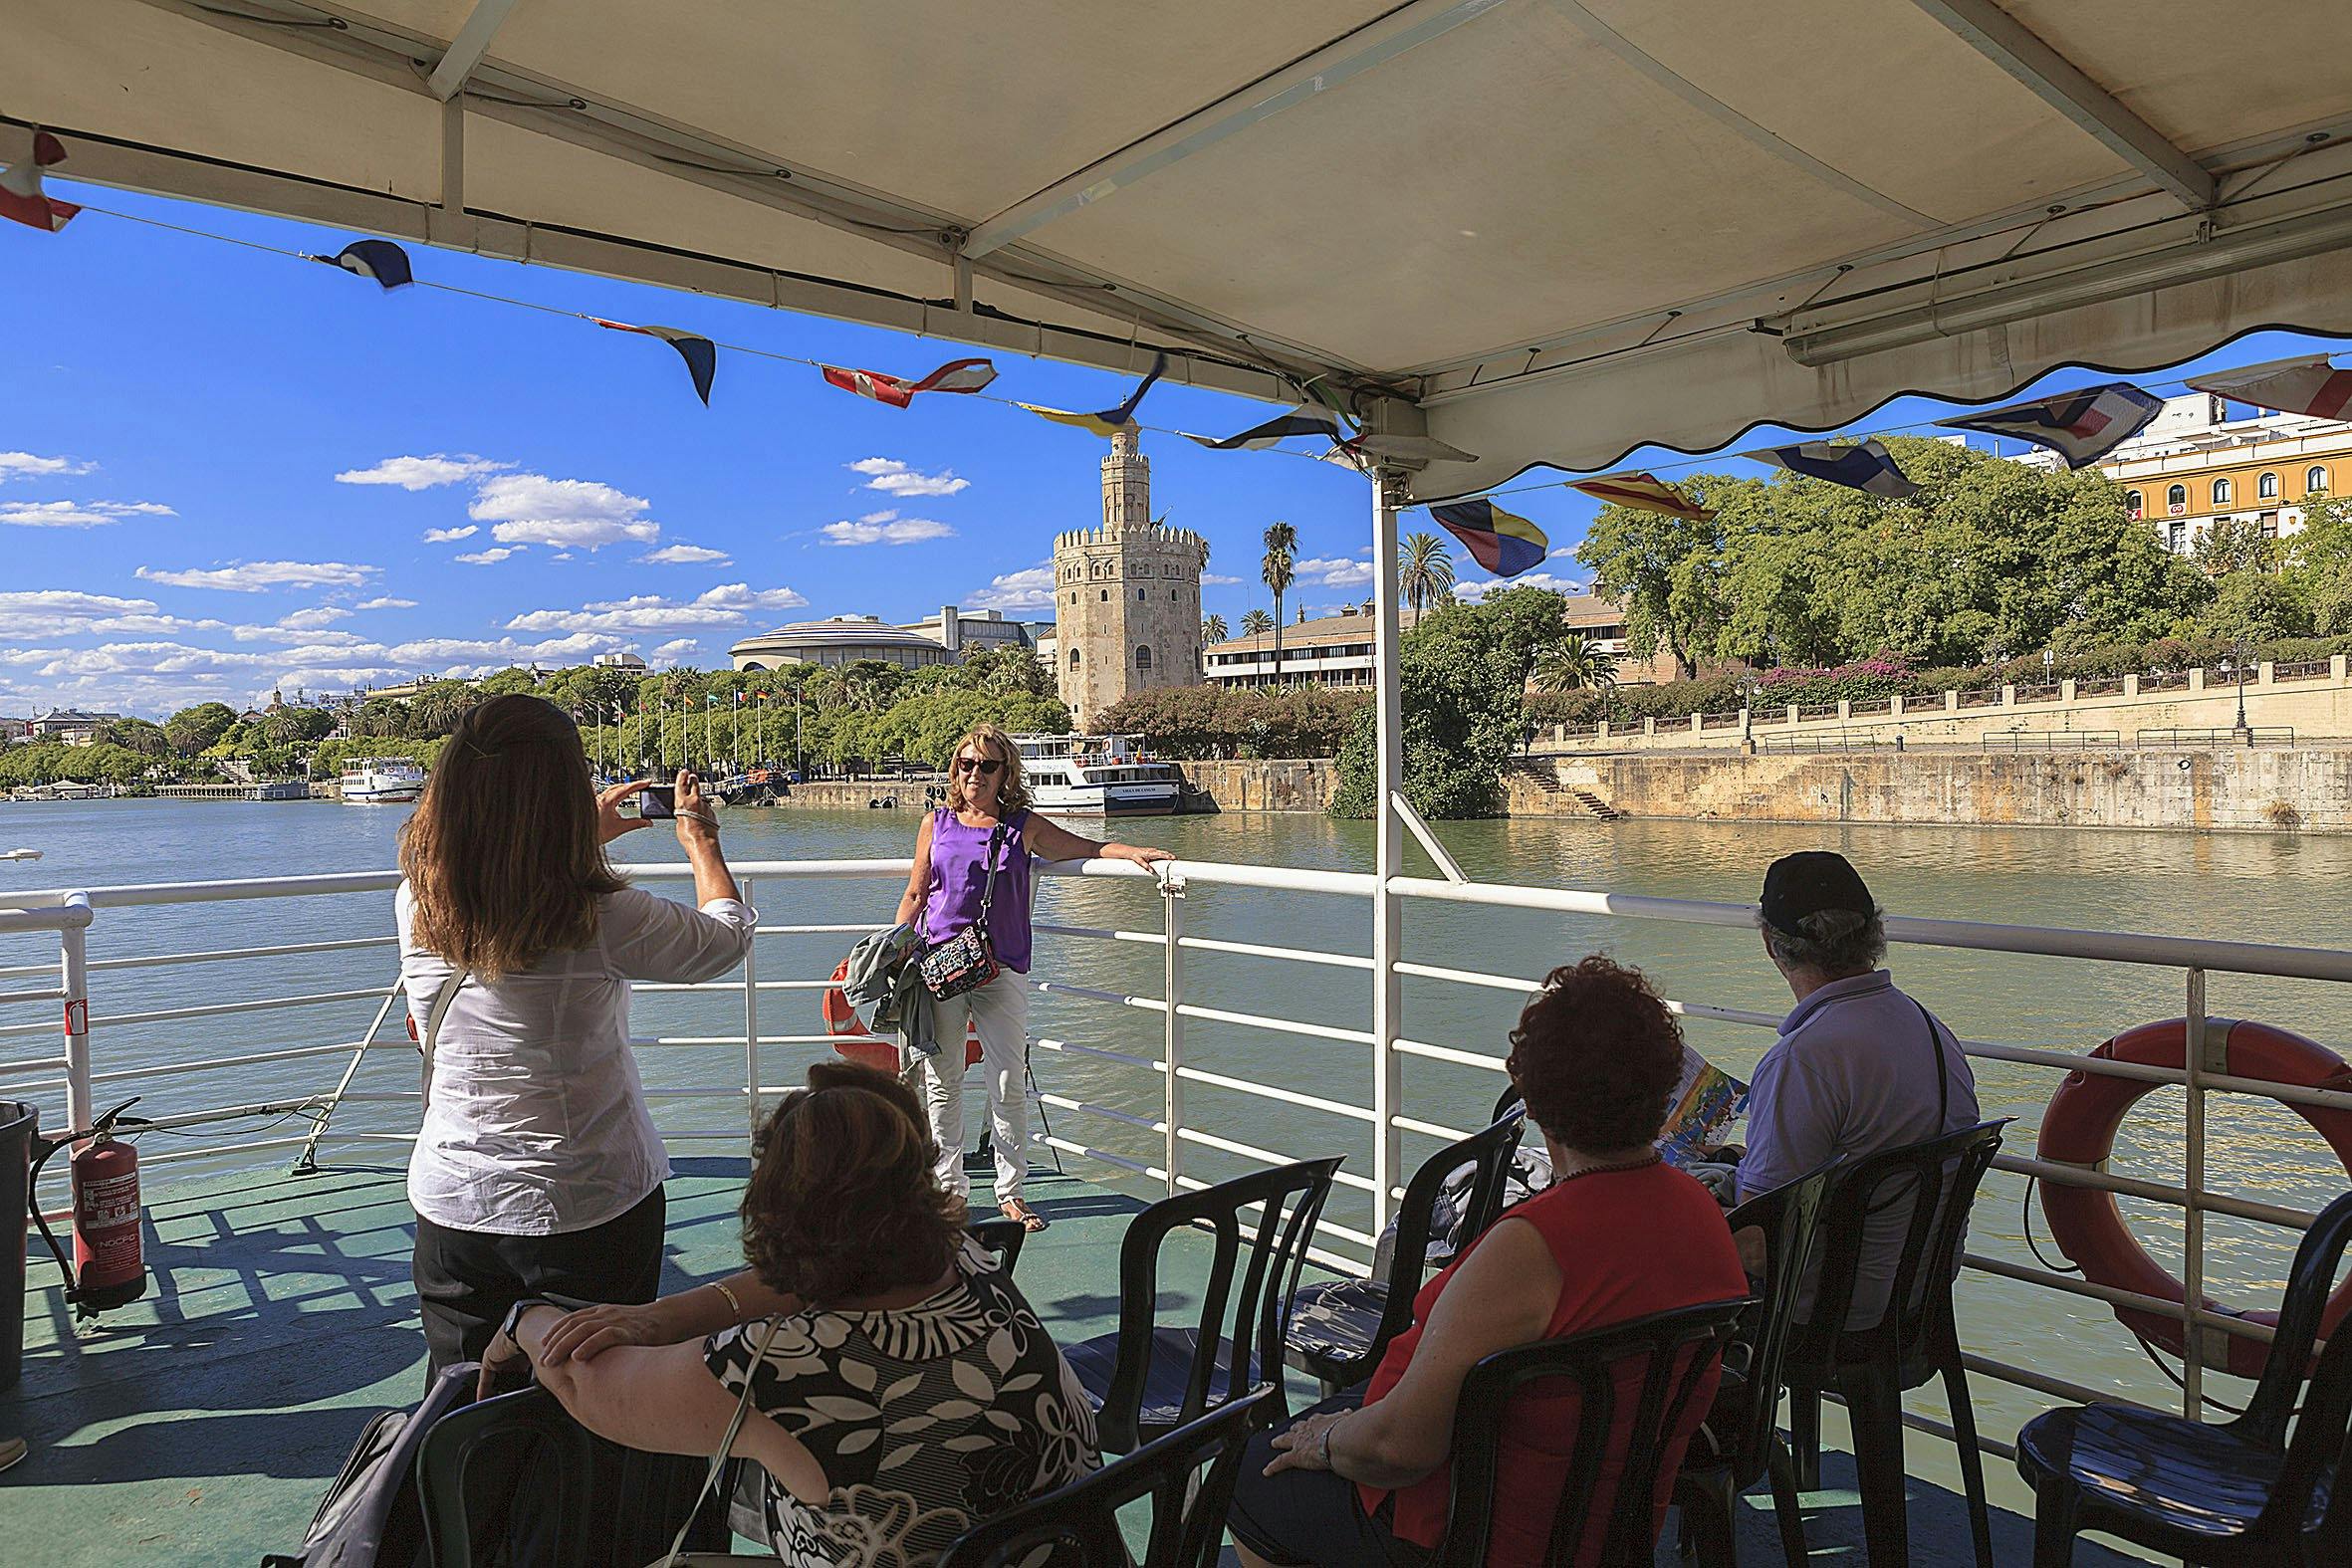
[1095,685,1368,760]
[1574,436,2352,676]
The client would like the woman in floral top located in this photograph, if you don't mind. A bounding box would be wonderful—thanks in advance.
[482,1062,1098,1566]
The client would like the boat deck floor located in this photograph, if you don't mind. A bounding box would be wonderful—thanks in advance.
[5,1155,2144,1566]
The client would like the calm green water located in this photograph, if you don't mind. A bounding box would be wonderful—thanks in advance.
[4,797,2348,1443]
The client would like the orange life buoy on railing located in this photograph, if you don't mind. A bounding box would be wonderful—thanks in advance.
[822,958,981,1074]
[2037,1017,2352,1380]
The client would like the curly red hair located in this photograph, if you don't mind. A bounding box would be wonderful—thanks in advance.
[1505,955,1686,1151]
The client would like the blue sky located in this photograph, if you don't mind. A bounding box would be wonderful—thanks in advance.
[3,182,2347,718]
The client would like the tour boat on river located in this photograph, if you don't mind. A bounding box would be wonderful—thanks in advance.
[1015,734,1185,815]
[337,757,425,804]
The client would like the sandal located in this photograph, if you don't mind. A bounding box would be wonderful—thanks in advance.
[1000,1199,1050,1232]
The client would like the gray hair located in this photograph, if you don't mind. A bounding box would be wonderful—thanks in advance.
[1759,906,1887,977]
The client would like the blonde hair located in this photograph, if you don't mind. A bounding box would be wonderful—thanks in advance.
[398,695,624,980]
[943,723,1031,817]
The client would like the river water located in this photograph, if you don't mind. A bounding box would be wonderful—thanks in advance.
[4,796,2348,1443]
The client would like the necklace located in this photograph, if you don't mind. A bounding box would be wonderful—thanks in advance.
[1550,1152,1664,1184]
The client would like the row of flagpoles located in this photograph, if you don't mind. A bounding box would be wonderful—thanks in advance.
[8,130,2348,588]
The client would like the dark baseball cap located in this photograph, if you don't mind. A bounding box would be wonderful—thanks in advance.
[1760,851,1875,936]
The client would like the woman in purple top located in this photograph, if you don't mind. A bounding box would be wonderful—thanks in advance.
[894,723,1174,1230]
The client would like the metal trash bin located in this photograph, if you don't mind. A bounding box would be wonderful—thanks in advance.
[0,1100,34,1392]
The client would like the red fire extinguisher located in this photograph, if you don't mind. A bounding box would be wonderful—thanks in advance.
[27,1097,149,1318]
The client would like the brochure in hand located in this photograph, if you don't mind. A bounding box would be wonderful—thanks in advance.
[1655,1044,1749,1168]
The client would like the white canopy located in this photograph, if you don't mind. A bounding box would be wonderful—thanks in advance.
[12,0,2352,499]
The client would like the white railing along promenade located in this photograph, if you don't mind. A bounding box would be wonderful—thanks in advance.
[3,855,2349,1461]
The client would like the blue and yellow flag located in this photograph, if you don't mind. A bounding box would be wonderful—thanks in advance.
[1019,351,1167,437]
[1429,499,1547,578]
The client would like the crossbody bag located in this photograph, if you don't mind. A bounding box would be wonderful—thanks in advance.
[917,818,1009,1001]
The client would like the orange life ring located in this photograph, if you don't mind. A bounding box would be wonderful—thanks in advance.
[822,958,981,1073]
[2037,1017,2352,1380]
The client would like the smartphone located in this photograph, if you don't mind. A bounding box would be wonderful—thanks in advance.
[637,784,676,820]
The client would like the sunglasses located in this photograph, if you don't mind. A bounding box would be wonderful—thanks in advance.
[953,756,1005,777]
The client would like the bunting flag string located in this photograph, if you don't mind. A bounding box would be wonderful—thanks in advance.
[1745,437,1918,499]
[1935,382,2163,469]
[0,131,81,233]
[1019,350,1167,437]
[1430,499,1548,578]
[822,356,997,407]
[594,319,719,405]
[311,239,413,291]
[1184,406,1343,450]
[1570,472,1716,520]
[2186,356,2352,422]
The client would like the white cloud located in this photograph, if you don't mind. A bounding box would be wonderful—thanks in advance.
[0,591,241,640]
[471,473,658,549]
[337,455,512,490]
[640,543,732,565]
[0,500,174,529]
[354,596,415,610]
[454,547,522,565]
[226,606,352,641]
[1453,570,1588,602]
[822,509,955,547]
[967,566,1057,612]
[422,525,480,544]
[135,560,377,592]
[848,457,970,498]
[0,452,96,481]
[1296,555,1375,588]
[503,582,807,634]
[1202,572,1244,585]
[650,638,700,661]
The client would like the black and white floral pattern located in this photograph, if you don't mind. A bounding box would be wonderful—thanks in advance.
[706,1236,1098,1567]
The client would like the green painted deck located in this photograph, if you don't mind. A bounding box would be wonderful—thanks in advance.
[4,1155,2138,1566]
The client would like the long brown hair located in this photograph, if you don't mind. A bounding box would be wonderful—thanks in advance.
[943,722,1032,816]
[398,694,624,979]
[741,1061,964,1303]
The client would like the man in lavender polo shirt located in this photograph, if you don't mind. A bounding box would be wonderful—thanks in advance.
[1738,851,1979,1331]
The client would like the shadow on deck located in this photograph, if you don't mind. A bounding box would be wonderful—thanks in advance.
[5,1157,2143,1566]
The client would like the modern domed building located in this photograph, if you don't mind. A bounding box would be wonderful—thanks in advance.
[729,615,954,671]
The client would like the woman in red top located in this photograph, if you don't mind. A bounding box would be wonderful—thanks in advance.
[1227,956,1748,1568]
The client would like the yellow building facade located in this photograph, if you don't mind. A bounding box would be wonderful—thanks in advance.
[2089,394,2351,556]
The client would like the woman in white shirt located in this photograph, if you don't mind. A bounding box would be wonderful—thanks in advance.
[397,694,754,1372]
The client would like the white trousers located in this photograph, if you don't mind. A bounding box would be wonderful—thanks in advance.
[917,974,1031,1204]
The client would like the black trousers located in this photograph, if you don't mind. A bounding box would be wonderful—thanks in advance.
[412,1184,667,1374]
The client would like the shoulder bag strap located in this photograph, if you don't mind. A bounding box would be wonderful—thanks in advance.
[419,967,471,1113]
[972,822,1009,935]
[1913,999,1952,1132]
[650,1315,784,1568]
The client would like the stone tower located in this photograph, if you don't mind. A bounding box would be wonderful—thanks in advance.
[1053,429,1208,730]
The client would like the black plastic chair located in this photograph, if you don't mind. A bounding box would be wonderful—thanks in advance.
[937,1383,1276,1568]
[1673,1165,1836,1568]
[966,1214,1029,1274]
[415,1383,729,1567]
[1061,1155,1342,1453]
[1286,1108,1525,1395]
[1779,1119,2010,1568]
[1434,1297,1753,1568]
[2015,1187,2352,1566]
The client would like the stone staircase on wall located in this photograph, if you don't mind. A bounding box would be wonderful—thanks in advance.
[1509,759,1622,820]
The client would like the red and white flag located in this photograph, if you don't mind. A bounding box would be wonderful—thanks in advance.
[2188,357,2352,422]
[821,357,997,408]
[1570,472,1716,520]
[0,132,81,234]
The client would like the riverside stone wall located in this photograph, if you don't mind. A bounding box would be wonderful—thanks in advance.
[1178,759,1338,813]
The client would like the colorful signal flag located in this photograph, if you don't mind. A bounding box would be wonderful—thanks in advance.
[1746,437,1918,499]
[1936,382,2163,468]
[1569,472,1715,520]
[821,356,997,407]
[2186,357,2352,422]
[1019,351,1168,438]
[1429,499,1548,578]
[1184,406,1344,451]
[313,239,413,290]
[0,131,79,233]
[594,320,718,405]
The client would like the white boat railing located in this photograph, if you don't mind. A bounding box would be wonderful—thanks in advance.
[3,853,2349,1460]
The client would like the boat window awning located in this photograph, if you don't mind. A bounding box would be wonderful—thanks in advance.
[12,0,2352,499]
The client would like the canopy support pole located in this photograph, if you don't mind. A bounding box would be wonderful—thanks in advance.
[1367,426,1410,1235]
[428,0,523,102]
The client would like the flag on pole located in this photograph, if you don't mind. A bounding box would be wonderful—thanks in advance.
[2186,357,2352,422]
[594,320,718,405]
[0,131,80,233]
[1019,351,1168,437]
[1184,407,1344,451]
[1935,382,2163,468]
[1569,472,1716,520]
[1745,438,1918,499]
[1429,500,1549,578]
[312,239,413,290]
[821,356,997,407]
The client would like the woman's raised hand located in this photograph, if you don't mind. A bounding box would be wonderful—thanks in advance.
[595,778,652,844]
[673,769,720,847]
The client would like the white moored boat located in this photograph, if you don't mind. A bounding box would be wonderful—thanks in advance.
[338,757,425,804]
[1015,734,1183,816]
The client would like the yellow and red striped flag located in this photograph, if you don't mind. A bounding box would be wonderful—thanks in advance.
[1569,472,1714,520]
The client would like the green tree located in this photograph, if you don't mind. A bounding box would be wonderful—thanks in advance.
[2193,518,2278,577]
[1399,531,1455,613]
[478,666,544,696]
[408,680,481,737]
[164,701,238,756]
[1201,613,1229,644]
[1239,608,1275,637]
[2197,571,2313,643]
[1573,492,1725,678]
[1531,631,1617,694]
[262,706,336,748]
[94,718,172,759]
[1262,521,1297,684]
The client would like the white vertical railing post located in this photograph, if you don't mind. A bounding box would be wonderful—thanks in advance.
[60,892,92,1139]
[1161,873,1185,1195]
[741,875,761,1144]
[2182,967,2210,1419]
[1369,461,1406,1234]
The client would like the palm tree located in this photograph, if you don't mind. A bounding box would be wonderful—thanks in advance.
[1262,521,1297,685]
[1240,608,1275,637]
[1201,613,1229,644]
[1399,531,1455,613]
[1532,632,1618,694]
